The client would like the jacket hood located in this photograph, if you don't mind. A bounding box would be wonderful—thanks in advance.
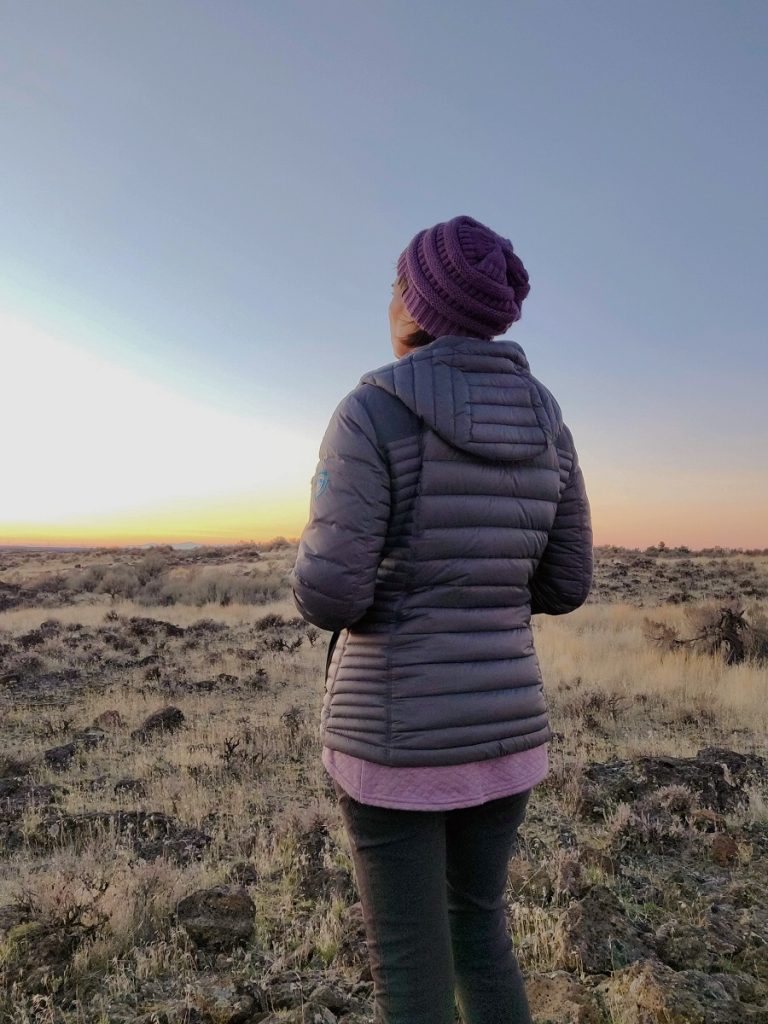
[359,335,563,462]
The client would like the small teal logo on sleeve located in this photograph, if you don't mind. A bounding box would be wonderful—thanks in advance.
[315,468,330,498]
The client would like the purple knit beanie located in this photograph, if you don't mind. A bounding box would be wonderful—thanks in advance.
[396,214,530,340]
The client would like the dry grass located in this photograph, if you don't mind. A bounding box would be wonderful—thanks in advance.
[0,595,300,632]
[1,547,767,1020]
[535,600,768,760]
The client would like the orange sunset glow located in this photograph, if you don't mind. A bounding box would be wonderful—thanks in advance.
[2,308,767,551]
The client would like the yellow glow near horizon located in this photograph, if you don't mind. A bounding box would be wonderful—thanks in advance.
[1,310,318,543]
[2,309,765,550]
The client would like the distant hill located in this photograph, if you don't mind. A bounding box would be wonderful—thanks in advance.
[139,542,202,551]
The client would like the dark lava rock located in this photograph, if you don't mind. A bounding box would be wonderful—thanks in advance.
[607,784,698,857]
[301,1003,343,1023]
[553,884,656,974]
[576,747,767,820]
[175,884,255,950]
[227,860,261,886]
[72,726,108,749]
[328,901,369,972]
[2,919,91,995]
[2,665,80,696]
[126,617,186,640]
[32,809,211,864]
[0,756,34,780]
[0,581,22,611]
[44,742,78,771]
[131,705,186,741]
[186,618,229,636]
[654,912,738,974]
[0,776,65,814]
[93,709,125,730]
[306,982,351,1016]
[1,770,64,852]
[43,727,108,772]
[16,628,49,649]
[86,774,111,792]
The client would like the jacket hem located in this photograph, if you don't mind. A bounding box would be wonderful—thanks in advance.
[321,722,554,767]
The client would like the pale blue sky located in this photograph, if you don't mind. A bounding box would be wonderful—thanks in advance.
[1,0,766,546]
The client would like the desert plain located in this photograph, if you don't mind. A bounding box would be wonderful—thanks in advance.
[0,542,767,1023]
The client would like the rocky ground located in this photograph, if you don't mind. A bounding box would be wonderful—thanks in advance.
[0,545,766,1023]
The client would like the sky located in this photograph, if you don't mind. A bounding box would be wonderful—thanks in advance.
[1,0,766,549]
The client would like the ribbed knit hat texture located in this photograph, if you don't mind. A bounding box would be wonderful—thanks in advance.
[396,214,530,340]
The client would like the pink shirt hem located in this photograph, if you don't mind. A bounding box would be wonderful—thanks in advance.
[323,743,549,810]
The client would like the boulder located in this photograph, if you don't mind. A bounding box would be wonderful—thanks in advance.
[594,957,768,1023]
[576,748,767,821]
[44,742,78,771]
[131,706,185,741]
[175,884,255,951]
[308,982,351,1016]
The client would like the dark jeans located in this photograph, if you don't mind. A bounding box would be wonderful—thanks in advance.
[332,778,533,1024]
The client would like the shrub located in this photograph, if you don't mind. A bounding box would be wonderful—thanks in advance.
[644,600,768,665]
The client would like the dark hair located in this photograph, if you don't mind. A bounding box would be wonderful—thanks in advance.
[395,274,436,350]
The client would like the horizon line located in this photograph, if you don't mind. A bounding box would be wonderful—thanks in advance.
[2,540,767,555]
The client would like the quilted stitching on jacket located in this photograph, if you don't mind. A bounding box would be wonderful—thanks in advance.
[291,335,593,766]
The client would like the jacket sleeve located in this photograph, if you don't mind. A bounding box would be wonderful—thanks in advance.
[530,423,594,615]
[289,387,391,632]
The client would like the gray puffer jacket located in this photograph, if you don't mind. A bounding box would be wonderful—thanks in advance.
[290,334,593,766]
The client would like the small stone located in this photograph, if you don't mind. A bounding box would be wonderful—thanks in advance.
[301,1004,337,1024]
[578,844,618,876]
[710,832,739,866]
[525,969,603,1023]
[227,860,260,886]
[73,727,107,749]
[555,853,587,899]
[507,855,555,902]
[308,983,350,1015]
[93,709,124,730]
